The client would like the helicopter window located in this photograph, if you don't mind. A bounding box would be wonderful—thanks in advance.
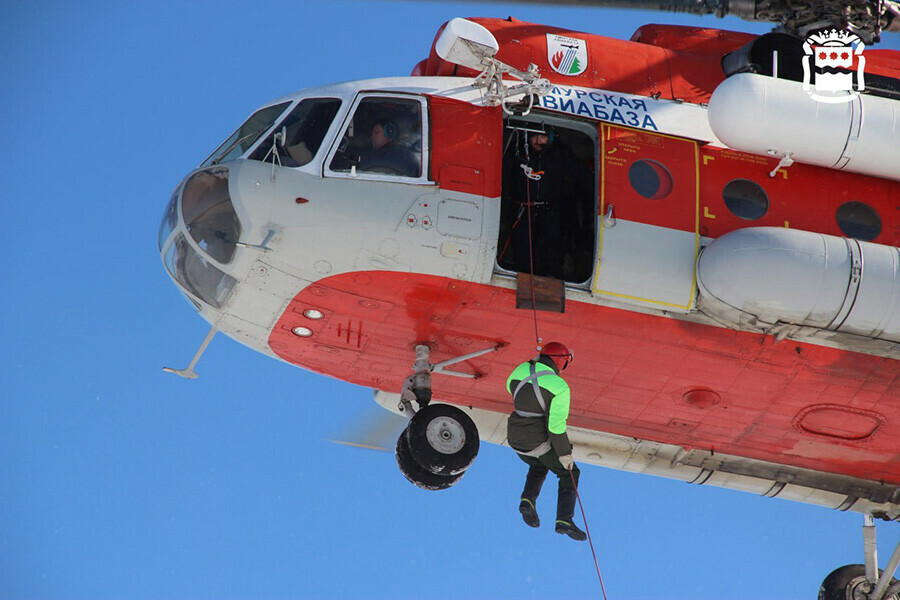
[722,179,769,220]
[836,201,881,241]
[329,97,422,178]
[249,98,342,167]
[181,167,241,264]
[164,234,237,310]
[200,101,291,167]
[628,160,673,200]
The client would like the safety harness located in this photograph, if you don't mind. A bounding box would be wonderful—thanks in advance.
[512,360,556,456]
[513,360,555,416]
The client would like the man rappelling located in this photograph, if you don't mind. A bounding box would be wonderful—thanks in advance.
[506,342,587,541]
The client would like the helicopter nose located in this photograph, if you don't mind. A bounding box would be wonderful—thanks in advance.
[180,167,242,264]
[159,166,241,310]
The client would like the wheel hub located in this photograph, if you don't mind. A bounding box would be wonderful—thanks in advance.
[847,577,872,600]
[425,416,466,454]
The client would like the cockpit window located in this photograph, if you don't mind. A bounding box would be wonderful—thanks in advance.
[329,97,422,178]
[164,234,237,309]
[200,101,291,167]
[250,98,342,167]
[181,167,241,264]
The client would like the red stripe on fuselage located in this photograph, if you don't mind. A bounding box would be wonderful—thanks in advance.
[269,271,900,484]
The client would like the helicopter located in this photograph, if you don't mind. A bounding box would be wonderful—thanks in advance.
[159,1,900,597]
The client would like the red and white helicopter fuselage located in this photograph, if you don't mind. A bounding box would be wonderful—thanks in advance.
[159,18,900,526]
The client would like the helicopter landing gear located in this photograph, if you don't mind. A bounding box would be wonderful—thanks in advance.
[393,344,496,490]
[395,403,478,490]
[405,402,480,476]
[818,515,900,600]
[395,427,465,491]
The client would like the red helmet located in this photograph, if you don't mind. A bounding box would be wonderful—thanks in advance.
[541,341,573,371]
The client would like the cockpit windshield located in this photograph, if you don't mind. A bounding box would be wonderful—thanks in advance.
[250,98,342,167]
[200,101,291,167]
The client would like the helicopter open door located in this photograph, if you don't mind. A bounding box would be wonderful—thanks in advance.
[592,125,700,312]
[496,117,597,285]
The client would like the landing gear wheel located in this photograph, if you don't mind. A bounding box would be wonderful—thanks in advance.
[395,429,463,491]
[818,564,900,600]
[406,403,480,476]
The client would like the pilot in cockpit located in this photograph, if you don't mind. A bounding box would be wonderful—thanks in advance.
[329,98,423,178]
[357,120,420,177]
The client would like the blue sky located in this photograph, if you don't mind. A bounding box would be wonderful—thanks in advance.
[1,1,898,598]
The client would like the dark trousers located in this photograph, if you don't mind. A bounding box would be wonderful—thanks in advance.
[513,207,562,277]
[517,450,581,520]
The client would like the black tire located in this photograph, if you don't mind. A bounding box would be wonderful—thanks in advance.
[395,428,463,491]
[405,403,480,476]
[818,564,900,600]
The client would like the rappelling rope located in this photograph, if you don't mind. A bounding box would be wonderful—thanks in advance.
[570,470,609,600]
[497,213,521,263]
[524,174,542,351]
[522,138,607,595]
[520,136,545,353]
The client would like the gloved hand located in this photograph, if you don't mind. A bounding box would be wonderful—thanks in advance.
[559,454,575,471]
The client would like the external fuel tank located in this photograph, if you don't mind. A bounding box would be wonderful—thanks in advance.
[697,227,900,343]
[707,73,900,182]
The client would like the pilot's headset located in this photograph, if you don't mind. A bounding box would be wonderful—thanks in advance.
[379,121,398,141]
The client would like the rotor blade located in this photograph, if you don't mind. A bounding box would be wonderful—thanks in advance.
[327,405,409,454]
[410,0,900,41]
[326,439,393,453]
[411,0,747,18]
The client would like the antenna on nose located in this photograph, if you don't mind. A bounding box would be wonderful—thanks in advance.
[163,326,218,379]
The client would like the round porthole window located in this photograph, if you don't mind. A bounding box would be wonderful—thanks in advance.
[628,160,673,200]
[723,179,768,220]
[836,201,881,241]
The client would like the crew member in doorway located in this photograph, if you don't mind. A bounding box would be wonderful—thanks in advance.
[506,342,586,541]
[503,126,591,279]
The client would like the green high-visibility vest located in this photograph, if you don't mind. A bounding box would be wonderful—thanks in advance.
[507,360,571,435]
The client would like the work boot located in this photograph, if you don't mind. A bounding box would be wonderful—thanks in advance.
[519,498,540,528]
[556,486,587,541]
[555,519,587,541]
[518,464,547,528]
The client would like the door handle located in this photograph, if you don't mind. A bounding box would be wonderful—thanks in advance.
[603,204,616,229]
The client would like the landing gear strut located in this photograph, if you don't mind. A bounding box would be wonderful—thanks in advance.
[394,344,498,491]
[818,515,900,600]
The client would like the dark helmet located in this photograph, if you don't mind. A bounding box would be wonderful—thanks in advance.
[541,341,573,371]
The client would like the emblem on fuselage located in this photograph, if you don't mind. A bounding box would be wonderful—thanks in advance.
[547,33,588,76]
[802,28,866,103]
